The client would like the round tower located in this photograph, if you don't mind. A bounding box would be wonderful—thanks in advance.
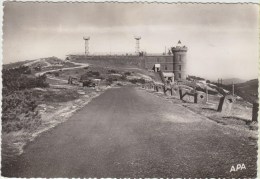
[171,40,188,81]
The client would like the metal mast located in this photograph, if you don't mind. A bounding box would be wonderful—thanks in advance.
[83,36,90,55]
[134,36,141,55]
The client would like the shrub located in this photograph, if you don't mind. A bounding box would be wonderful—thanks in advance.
[106,78,114,86]
[34,66,42,71]
[2,66,49,95]
[36,75,49,88]
[124,71,131,76]
[187,75,205,81]
[91,71,100,77]
[53,71,59,77]
[2,90,41,133]
[139,78,146,84]
[129,79,138,84]
[80,71,100,81]
[80,74,89,81]
[82,80,96,87]
[129,78,145,84]
[120,75,127,81]
[108,69,118,74]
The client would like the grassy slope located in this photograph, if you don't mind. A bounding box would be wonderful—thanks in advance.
[3,57,67,69]
[3,60,34,69]
[222,79,258,103]
[221,78,247,85]
[234,79,258,103]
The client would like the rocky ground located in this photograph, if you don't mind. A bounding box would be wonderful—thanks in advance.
[142,87,258,140]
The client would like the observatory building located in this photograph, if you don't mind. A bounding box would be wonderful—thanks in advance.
[70,39,188,82]
[144,40,188,81]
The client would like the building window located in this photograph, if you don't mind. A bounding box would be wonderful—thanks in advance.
[179,55,182,61]
[179,73,181,79]
[165,66,168,70]
[179,65,181,71]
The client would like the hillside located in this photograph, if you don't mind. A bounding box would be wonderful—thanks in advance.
[235,79,258,102]
[3,57,66,70]
[3,60,35,69]
[220,78,246,85]
[3,57,78,73]
[224,79,258,103]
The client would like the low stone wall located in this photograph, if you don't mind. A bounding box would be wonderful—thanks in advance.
[142,83,256,124]
[217,95,236,115]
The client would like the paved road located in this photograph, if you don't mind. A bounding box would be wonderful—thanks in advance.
[2,87,257,177]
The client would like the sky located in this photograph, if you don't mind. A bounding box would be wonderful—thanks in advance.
[3,2,259,80]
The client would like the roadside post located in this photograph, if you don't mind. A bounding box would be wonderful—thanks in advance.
[252,102,259,122]
[179,88,183,100]
[217,95,236,115]
[232,82,235,96]
[206,86,208,103]
[163,85,167,95]
[194,92,198,103]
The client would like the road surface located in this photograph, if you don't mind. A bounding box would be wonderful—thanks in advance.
[2,87,257,177]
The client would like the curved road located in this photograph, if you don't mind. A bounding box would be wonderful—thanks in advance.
[2,87,257,178]
[35,61,89,77]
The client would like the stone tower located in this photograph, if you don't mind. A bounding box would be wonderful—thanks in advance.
[171,40,188,81]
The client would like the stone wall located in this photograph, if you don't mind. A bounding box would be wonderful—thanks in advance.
[70,55,174,72]
[143,55,173,72]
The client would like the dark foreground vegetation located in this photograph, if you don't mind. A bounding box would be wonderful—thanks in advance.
[2,66,49,133]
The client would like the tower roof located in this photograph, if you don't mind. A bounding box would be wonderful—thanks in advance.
[176,40,182,47]
[171,40,188,52]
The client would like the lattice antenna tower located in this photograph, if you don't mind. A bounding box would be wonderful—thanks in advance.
[83,36,90,55]
[134,36,141,54]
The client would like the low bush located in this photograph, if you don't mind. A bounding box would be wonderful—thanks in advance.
[90,71,100,77]
[2,65,50,133]
[124,71,131,76]
[34,66,42,71]
[116,83,123,86]
[106,78,114,86]
[82,80,96,87]
[53,71,60,77]
[129,78,145,84]
[46,71,59,77]
[2,66,49,95]
[108,69,118,74]
[80,71,100,81]
[120,75,127,81]
[2,90,41,133]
